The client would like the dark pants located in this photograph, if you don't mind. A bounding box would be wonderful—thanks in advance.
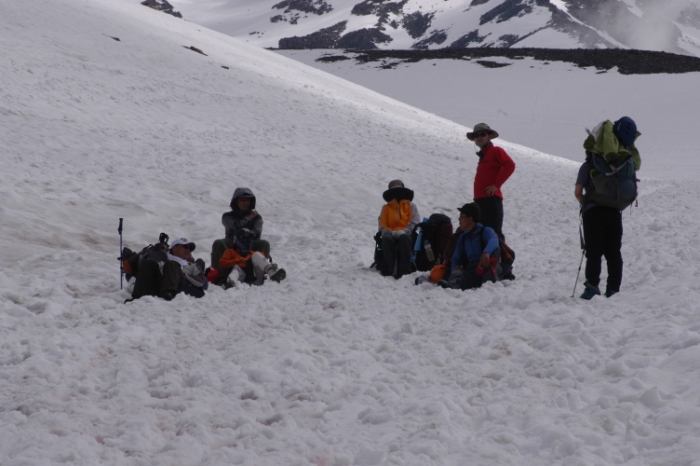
[211,238,271,270]
[475,197,505,240]
[583,206,623,293]
[447,261,500,290]
[381,233,413,278]
[132,259,183,299]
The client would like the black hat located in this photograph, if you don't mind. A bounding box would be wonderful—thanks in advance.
[457,202,480,223]
[382,179,414,202]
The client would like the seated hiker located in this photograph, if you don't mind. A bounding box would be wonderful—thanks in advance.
[211,187,271,271]
[438,203,501,290]
[216,228,285,288]
[130,237,207,301]
[377,179,420,279]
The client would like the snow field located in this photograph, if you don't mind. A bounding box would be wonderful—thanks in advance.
[2,0,700,465]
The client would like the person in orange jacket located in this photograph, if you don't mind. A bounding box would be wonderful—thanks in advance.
[378,179,420,279]
[467,123,515,241]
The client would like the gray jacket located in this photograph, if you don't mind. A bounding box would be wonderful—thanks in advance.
[222,187,263,240]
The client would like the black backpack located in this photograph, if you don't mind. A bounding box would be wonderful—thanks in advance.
[371,231,388,275]
[119,233,170,280]
[412,214,453,272]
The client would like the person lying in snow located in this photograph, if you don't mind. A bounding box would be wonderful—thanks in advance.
[213,228,286,288]
[211,187,271,271]
[438,203,501,290]
[129,237,207,301]
[377,179,420,279]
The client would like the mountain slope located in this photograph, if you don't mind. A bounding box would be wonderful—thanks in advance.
[2,0,700,465]
[176,0,700,56]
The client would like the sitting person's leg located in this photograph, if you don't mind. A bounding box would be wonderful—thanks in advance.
[381,234,397,277]
[160,260,184,300]
[249,252,285,285]
[395,233,413,278]
[447,262,483,290]
[131,259,162,299]
[211,238,234,270]
[252,239,271,259]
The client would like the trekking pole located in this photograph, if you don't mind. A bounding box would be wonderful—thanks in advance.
[571,220,585,298]
[118,218,124,290]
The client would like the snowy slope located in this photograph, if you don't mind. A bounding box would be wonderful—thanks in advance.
[3,0,700,465]
[274,48,700,181]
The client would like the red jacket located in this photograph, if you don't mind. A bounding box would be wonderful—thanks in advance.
[473,143,515,200]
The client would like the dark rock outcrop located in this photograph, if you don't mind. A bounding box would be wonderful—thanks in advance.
[412,30,448,49]
[336,28,393,49]
[480,0,533,26]
[141,0,182,18]
[402,11,434,39]
[278,21,347,49]
[449,30,489,48]
[347,47,700,75]
[272,0,333,15]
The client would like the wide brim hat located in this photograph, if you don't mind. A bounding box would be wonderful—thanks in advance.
[466,123,499,141]
[382,179,414,202]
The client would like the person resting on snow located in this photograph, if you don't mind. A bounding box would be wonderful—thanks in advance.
[214,228,285,288]
[129,237,207,302]
[211,187,271,271]
[377,179,420,279]
[438,203,501,290]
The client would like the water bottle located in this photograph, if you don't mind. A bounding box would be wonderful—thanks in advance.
[424,240,435,262]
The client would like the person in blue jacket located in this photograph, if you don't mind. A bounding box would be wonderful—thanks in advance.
[439,203,501,290]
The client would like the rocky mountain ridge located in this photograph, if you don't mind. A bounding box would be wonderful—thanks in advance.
[180,0,700,57]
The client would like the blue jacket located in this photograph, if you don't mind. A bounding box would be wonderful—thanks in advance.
[451,223,500,269]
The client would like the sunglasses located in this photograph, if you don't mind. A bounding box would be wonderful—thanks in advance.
[472,131,489,139]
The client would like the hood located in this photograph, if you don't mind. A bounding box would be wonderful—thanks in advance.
[229,187,256,211]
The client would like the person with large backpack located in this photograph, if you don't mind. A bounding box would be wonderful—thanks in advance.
[211,187,271,271]
[575,116,641,299]
[377,179,421,279]
[438,202,501,290]
[127,237,208,302]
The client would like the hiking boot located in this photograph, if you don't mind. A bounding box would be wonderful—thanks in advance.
[605,289,618,298]
[264,263,279,276]
[502,271,516,281]
[162,291,176,301]
[580,283,600,300]
[270,268,286,283]
[223,268,240,290]
[437,279,452,289]
[414,275,430,286]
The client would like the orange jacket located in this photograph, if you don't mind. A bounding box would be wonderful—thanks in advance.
[219,248,254,270]
[379,199,414,231]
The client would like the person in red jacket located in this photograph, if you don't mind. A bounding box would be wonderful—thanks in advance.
[466,123,515,241]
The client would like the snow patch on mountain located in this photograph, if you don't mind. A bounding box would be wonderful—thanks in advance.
[176,0,700,56]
